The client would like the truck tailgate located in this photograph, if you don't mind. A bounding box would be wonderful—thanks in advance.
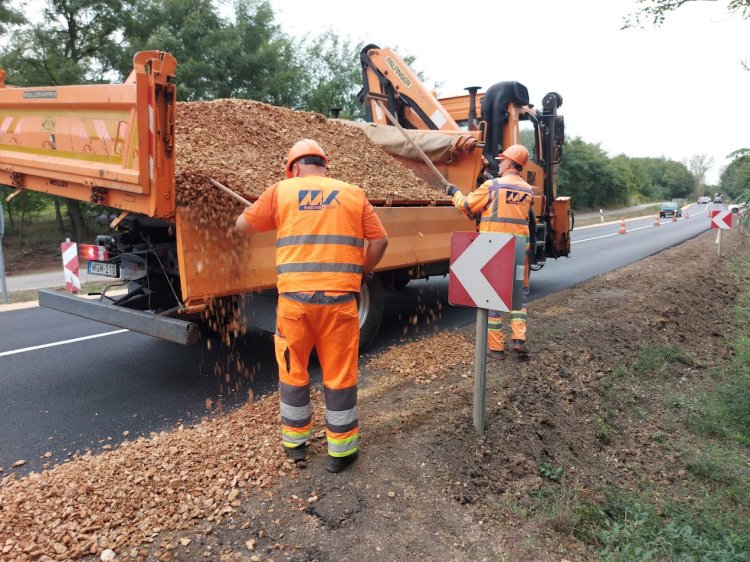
[175,204,474,307]
[0,51,176,218]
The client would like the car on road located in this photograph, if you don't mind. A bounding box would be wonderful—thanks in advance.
[698,196,711,204]
[659,202,682,218]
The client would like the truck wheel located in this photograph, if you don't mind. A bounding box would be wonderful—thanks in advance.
[391,270,411,290]
[393,277,411,290]
[357,275,384,352]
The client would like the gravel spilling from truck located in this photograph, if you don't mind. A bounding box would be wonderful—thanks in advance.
[171,99,453,360]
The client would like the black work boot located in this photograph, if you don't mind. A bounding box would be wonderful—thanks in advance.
[285,443,307,462]
[326,452,358,473]
[487,349,505,360]
[512,339,528,354]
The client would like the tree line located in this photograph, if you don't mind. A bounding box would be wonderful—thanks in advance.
[0,0,748,243]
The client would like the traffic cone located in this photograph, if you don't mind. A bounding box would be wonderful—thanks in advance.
[654,214,660,227]
[672,212,678,222]
[618,219,627,234]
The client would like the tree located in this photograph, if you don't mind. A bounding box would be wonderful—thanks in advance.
[623,0,750,68]
[119,0,305,105]
[294,32,363,119]
[0,1,25,35]
[720,148,750,201]
[558,138,628,208]
[684,153,714,196]
[0,0,133,85]
[623,0,750,28]
[121,0,227,100]
[220,0,304,107]
[628,157,694,200]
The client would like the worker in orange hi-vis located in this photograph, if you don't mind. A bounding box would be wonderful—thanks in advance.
[446,144,534,360]
[236,139,389,473]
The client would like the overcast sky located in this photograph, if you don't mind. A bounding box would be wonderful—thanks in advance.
[268,0,748,185]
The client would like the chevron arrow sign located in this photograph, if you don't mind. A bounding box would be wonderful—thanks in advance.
[710,209,733,229]
[449,232,524,311]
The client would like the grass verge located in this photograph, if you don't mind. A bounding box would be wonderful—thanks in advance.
[528,254,750,560]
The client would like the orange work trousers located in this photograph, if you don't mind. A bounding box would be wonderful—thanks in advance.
[275,292,360,458]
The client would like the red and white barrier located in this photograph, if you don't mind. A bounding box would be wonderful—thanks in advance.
[61,239,81,293]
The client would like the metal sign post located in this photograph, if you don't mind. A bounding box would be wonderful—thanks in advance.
[473,308,489,433]
[0,201,8,304]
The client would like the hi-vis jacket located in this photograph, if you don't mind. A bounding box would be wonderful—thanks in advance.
[451,171,534,236]
[243,175,387,293]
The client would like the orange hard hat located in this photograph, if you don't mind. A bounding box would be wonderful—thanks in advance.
[498,144,529,168]
[285,139,328,178]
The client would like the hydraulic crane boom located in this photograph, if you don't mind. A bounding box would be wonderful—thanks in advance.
[358,43,571,264]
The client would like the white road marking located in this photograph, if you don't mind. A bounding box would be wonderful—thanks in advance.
[573,206,707,245]
[0,329,129,357]
[573,222,654,244]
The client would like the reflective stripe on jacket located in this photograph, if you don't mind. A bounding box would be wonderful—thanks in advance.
[274,176,366,293]
[452,171,534,236]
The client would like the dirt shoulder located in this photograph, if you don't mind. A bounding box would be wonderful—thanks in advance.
[2,229,748,562]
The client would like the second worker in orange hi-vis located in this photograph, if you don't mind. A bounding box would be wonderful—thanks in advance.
[236,139,389,473]
[446,144,534,360]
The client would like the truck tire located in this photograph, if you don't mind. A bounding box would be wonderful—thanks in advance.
[391,269,411,290]
[357,275,384,352]
[393,277,411,290]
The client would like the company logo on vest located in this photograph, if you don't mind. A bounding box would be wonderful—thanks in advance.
[298,190,340,210]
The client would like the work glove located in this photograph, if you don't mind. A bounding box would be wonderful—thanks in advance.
[451,134,478,154]
[445,184,459,197]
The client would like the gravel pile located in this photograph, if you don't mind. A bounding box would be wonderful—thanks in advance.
[0,393,306,561]
[174,99,447,213]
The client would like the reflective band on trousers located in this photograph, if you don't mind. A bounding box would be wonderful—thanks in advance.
[280,402,312,428]
[277,262,364,274]
[281,291,356,304]
[277,234,364,248]
[327,434,359,457]
[326,406,358,433]
[283,427,311,447]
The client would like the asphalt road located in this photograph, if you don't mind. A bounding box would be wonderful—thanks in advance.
[0,205,712,476]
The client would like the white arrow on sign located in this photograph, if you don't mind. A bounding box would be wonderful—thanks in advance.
[450,233,515,311]
[710,210,732,229]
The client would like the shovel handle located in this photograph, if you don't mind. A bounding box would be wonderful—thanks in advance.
[209,179,252,207]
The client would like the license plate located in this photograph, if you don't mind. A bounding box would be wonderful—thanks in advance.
[87,260,119,278]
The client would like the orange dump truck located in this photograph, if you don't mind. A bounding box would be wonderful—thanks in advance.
[0,51,475,349]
